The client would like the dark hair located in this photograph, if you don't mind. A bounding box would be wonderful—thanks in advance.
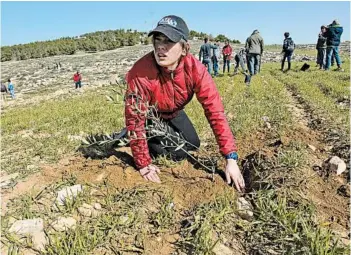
[284,32,290,37]
[204,38,208,43]
[8,79,11,82]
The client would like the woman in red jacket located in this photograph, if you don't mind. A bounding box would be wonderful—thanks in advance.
[125,15,245,192]
[222,40,233,73]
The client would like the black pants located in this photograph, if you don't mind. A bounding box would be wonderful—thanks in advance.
[147,110,200,161]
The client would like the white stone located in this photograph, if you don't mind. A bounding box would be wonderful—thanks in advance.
[308,144,317,152]
[9,218,44,234]
[94,203,102,210]
[236,197,253,221]
[51,217,77,232]
[329,156,347,175]
[212,242,234,255]
[78,206,92,217]
[56,184,83,205]
[1,173,19,183]
[32,231,47,251]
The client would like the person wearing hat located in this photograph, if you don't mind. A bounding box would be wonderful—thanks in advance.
[124,15,245,192]
[325,19,344,71]
[316,25,327,70]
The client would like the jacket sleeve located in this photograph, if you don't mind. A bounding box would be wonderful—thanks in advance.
[260,38,264,54]
[193,62,238,156]
[199,46,203,61]
[245,38,249,53]
[125,74,152,169]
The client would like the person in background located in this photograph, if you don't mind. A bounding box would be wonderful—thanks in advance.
[125,15,245,192]
[7,79,15,99]
[73,71,82,89]
[325,19,344,71]
[212,41,221,76]
[199,38,217,74]
[234,48,248,75]
[281,32,295,71]
[316,25,327,70]
[245,29,264,76]
[1,81,8,101]
[222,40,232,73]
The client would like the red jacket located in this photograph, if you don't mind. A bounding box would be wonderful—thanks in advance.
[73,73,81,82]
[222,45,233,60]
[125,52,237,169]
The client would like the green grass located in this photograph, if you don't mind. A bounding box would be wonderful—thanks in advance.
[1,88,124,175]
[267,60,350,135]
[1,59,349,254]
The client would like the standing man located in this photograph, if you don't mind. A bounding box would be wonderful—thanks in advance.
[212,41,221,76]
[199,38,217,74]
[73,71,82,89]
[245,29,264,76]
[316,25,327,70]
[222,40,233,73]
[325,20,343,71]
[281,32,295,71]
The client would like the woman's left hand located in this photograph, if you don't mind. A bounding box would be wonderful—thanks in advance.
[225,159,245,192]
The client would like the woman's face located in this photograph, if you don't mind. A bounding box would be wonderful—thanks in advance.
[153,33,185,70]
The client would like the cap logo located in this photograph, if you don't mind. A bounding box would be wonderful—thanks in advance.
[158,17,177,27]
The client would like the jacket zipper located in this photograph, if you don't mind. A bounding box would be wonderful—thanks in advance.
[170,71,175,110]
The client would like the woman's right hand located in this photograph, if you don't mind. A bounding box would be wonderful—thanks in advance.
[139,164,161,183]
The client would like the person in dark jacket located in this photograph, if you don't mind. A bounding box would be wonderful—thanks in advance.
[245,29,264,75]
[125,15,245,192]
[325,20,343,71]
[222,40,233,73]
[316,25,327,70]
[281,32,295,71]
[199,38,218,74]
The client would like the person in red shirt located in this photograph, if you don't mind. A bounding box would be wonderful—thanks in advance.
[73,71,82,89]
[222,40,233,73]
[125,15,245,192]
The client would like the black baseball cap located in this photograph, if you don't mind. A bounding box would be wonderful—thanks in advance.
[148,15,189,42]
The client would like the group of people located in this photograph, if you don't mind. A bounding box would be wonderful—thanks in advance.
[198,29,265,84]
[316,19,344,71]
[1,79,15,100]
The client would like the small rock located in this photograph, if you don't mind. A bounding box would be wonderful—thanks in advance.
[119,216,129,224]
[329,156,347,175]
[212,242,234,255]
[94,203,102,210]
[9,218,44,234]
[51,217,77,232]
[56,184,83,206]
[32,231,47,251]
[78,203,100,217]
[78,206,92,217]
[236,197,253,221]
[308,144,317,152]
[1,173,20,183]
[59,158,70,166]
